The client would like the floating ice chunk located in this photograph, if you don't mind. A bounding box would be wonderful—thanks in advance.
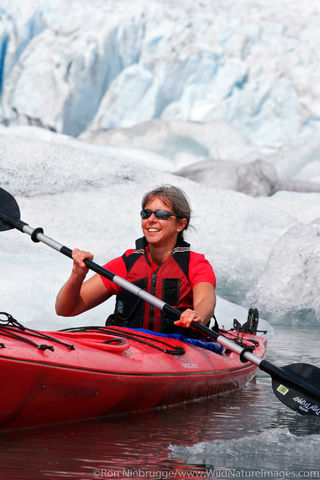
[246,220,320,325]
[170,429,320,470]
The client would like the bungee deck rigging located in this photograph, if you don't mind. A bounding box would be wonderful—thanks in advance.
[0,311,262,358]
[0,312,74,351]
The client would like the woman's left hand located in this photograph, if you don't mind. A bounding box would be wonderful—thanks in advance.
[174,309,202,328]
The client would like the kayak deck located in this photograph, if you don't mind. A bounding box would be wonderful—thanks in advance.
[0,324,267,431]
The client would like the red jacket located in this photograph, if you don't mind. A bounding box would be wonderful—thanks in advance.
[106,237,195,335]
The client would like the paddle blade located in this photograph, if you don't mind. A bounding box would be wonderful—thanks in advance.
[272,363,320,416]
[0,188,21,231]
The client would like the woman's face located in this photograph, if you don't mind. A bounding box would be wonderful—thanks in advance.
[141,197,186,248]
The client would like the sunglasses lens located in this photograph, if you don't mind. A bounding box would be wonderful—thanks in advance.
[154,210,171,220]
[140,209,152,219]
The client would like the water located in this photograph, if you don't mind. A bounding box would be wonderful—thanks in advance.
[0,326,319,479]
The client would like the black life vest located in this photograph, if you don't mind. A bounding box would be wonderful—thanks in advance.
[106,237,201,337]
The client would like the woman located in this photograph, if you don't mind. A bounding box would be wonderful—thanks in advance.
[55,185,216,336]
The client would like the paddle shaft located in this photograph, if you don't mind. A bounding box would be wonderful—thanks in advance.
[2,210,320,405]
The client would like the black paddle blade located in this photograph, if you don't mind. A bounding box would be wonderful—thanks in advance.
[272,363,320,416]
[0,188,21,231]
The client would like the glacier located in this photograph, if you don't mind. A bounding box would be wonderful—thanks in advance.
[1,0,320,144]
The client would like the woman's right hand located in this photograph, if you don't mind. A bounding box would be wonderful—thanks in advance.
[55,248,103,317]
[72,248,94,278]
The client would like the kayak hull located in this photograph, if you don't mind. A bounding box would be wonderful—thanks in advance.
[0,326,266,431]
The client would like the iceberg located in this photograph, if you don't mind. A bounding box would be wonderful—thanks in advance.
[246,220,320,326]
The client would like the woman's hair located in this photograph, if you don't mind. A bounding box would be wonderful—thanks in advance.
[141,185,191,241]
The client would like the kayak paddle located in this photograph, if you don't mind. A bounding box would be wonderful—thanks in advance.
[0,187,320,416]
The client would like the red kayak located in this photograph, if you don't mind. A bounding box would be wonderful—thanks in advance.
[0,319,266,431]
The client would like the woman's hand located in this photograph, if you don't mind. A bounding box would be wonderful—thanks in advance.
[173,308,202,328]
[71,248,94,278]
[173,283,216,329]
[56,248,111,317]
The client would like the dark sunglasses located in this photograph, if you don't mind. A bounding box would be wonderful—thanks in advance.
[140,209,180,220]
